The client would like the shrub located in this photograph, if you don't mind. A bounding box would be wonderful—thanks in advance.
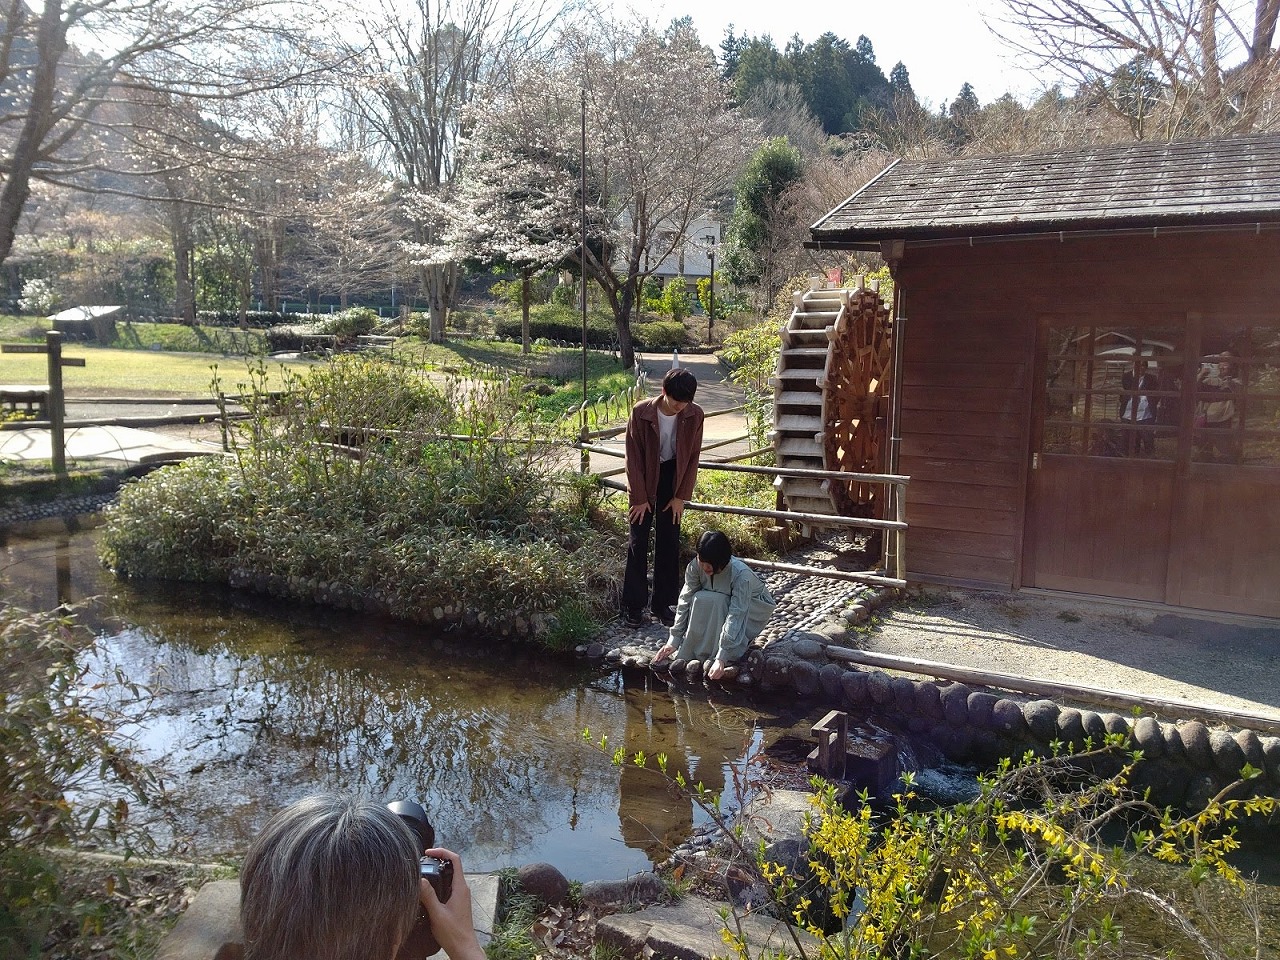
[658,277,693,321]
[319,307,379,340]
[100,356,618,640]
[631,319,689,351]
[605,737,1277,960]
[195,310,294,328]
[494,306,615,346]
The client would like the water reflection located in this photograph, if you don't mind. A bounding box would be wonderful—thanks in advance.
[1,529,801,882]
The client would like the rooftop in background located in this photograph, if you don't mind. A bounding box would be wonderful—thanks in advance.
[810,133,1280,248]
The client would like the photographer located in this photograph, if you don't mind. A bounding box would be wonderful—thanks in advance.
[239,794,483,960]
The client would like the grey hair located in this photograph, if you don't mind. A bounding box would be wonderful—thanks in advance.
[240,794,420,960]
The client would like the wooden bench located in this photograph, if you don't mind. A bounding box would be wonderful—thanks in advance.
[1,384,50,418]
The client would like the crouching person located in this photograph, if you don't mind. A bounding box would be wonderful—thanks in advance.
[652,530,776,680]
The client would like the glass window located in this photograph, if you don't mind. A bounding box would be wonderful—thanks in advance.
[1043,325,1180,459]
[1194,325,1280,465]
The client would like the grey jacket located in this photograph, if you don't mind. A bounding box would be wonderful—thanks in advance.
[669,556,776,663]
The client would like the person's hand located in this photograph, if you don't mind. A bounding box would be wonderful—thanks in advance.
[629,503,650,525]
[708,659,725,681]
[664,497,685,522]
[653,641,677,664]
[418,848,484,960]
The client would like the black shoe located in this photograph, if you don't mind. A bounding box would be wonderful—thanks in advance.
[658,612,675,628]
[623,609,645,627]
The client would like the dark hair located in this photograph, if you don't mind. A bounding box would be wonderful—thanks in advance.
[240,795,420,960]
[662,368,698,403]
[696,530,732,573]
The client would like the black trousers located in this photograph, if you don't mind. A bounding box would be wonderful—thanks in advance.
[623,458,680,616]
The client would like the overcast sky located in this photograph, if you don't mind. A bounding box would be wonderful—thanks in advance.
[601,0,1045,108]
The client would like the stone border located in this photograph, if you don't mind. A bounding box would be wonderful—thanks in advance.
[738,588,1280,810]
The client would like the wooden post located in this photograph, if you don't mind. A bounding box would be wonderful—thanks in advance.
[2,331,84,477]
[45,331,66,475]
[894,480,907,583]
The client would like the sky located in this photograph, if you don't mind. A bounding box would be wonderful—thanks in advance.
[606,0,1045,108]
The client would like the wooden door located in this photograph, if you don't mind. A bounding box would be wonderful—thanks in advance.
[1024,320,1183,602]
[1025,318,1280,616]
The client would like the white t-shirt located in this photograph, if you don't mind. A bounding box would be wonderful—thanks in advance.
[658,408,677,462]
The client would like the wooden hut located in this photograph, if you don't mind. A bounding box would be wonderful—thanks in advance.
[809,134,1280,619]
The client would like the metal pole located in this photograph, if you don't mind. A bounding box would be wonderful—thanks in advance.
[580,84,590,472]
[581,84,588,442]
[46,330,66,476]
[708,246,715,344]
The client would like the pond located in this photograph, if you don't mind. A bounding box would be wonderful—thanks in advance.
[1,527,821,882]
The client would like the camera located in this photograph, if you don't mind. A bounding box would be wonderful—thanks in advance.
[387,800,453,903]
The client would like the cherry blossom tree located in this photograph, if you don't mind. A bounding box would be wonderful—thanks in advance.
[450,17,754,367]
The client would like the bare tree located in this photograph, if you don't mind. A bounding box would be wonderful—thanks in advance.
[0,0,329,272]
[341,0,569,342]
[992,0,1280,137]
[487,16,756,368]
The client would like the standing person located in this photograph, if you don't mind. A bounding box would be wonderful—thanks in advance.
[623,367,704,627]
[1119,358,1159,455]
[652,530,776,680]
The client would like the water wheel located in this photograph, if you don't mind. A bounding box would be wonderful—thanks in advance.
[771,278,892,527]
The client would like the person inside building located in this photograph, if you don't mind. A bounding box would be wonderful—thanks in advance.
[652,530,776,680]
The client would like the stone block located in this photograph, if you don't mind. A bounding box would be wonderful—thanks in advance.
[1132,716,1164,758]
[1080,711,1108,744]
[892,677,917,715]
[596,895,818,960]
[1161,721,1186,761]
[1056,709,1085,749]
[1023,700,1060,742]
[818,663,845,699]
[1102,713,1130,738]
[1210,729,1248,778]
[992,699,1027,738]
[1179,721,1214,769]
[1235,730,1265,770]
[867,670,895,705]
[839,669,869,709]
[155,880,241,960]
[940,683,971,726]
[914,682,943,720]
[790,660,820,697]
[966,692,997,729]
[846,737,898,796]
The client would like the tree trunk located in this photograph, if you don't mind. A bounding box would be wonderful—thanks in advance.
[0,1,67,269]
[171,204,196,324]
[521,266,531,355]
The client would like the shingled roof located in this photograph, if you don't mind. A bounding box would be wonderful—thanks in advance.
[810,134,1280,247]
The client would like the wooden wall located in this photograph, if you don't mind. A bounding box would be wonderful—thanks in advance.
[894,229,1280,606]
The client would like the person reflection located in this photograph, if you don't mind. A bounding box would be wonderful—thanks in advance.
[616,676,739,862]
[1119,359,1159,456]
[1196,351,1243,463]
[617,674,693,859]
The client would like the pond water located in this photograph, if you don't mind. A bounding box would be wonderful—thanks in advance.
[1,527,821,882]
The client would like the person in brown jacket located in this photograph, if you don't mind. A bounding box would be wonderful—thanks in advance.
[623,368,704,627]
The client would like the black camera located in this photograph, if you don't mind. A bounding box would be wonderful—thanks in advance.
[387,800,453,903]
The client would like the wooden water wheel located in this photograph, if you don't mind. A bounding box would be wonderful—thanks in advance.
[771,278,893,526]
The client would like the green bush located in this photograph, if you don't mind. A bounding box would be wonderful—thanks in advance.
[631,319,689,351]
[195,309,292,328]
[494,305,616,346]
[100,356,618,638]
[319,307,378,340]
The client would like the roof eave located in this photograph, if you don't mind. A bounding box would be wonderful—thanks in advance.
[808,212,1280,249]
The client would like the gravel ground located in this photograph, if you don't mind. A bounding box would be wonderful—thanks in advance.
[862,587,1280,718]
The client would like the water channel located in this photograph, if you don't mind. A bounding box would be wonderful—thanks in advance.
[1,526,824,882]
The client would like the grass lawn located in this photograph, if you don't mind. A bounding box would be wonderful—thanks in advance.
[401,336,640,422]
[1,314,269,355]
[1,346,318,396]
